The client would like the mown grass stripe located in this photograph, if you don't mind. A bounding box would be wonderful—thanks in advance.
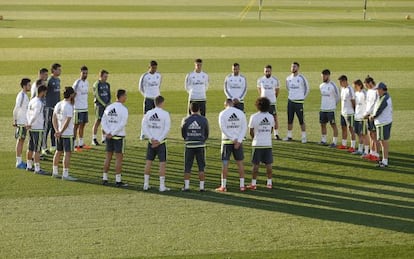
[1,36,414,48]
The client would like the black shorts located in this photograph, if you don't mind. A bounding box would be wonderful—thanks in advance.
[354,120,368,135]
[376,123,392,141]
[184,146,205,173]
[28,130,43,152]
[146,142,167,162]
[74,111,88,124]
[106,136,125,153]
[56,136,74,152]
[94,104,105,120]
[269,104,277,116]
[15,125,27,139]
[251,147,273,165]
[340,114,354,128]
[319,111,336,125]
[144,98,156,114]
[287,100,304,125]
[367,119,376,132]
[189,100,206,116]
[221,143,244,161]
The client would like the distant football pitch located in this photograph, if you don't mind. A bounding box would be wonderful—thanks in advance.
[0,0,413,258]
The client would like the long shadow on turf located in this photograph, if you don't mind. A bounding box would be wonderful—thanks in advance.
[52,140,414,234]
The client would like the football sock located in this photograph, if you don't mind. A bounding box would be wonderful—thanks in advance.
[301,131,306,138]
[364,145,369,154]
[159,176,165,188]
[102,172,108,181]
[240,178,245,187]
[382,158,388,165]
[221,178,227,188]
[184,180,190,189]
[63,168,69,178]
[267,178,272,186]
[144,174,150,186]
[34,163,40,172]
[27,160,33,169]
[274,129,279,136]
[342,139,347,146]
[351,140,356,148]
[332,137,338,145]
[79,138,84,146]
[115,174,121,183]
[199,181,205,190]
[321,135,327,143]
[358,144,363,152]
[287,130,292,138]
[16,156,22,165]
[251,179,257,186]
[53,166,58,175]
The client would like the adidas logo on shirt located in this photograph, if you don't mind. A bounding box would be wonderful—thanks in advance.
[108,108,116,115]
[188,120,201,130]
[228,113,239,121]
[149,113,160,121]
[260,117,270,125]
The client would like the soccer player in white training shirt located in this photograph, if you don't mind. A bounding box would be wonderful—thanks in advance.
[72,65,90,151]
[224,63,247,111]
[52,87,77,180]
[352,79,369,156]
[363,76,380,161]
[141,96,171,192]
[247,97,275,190]
[215,99,247,192]
[370,82,392,168]
[139,60,162,139]
[30,68,48,99]
[26,85,47,174]
[319,69,339,148]
[13,78,31,169]
[284,62,310,143]
[101,89,129,187]
[257,64,280,140]
[185,58,209,116]
[337,75,356,152]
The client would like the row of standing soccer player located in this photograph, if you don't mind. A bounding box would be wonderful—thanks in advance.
[12,61,392,189]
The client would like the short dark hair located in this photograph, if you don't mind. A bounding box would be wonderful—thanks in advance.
[117,89,126,99]
[364,75,375,85]
[51,63,61,71]
[338,75,348,81]
[20,78,31,88]
[194,58,202,63]
[36,79,44,87]
[225,99,234,106]
[80,65,88,71]
[292,62,300,67]
[39,68,48,74]
[155,95,164,106]
[190,102,200,113]
[150,60,158,66]
[265,64,272,69]
[233,63,240,68]
[353,79,363,89]
[255,97,270,112]
[63,86,74,99]
[37,85,47,94]
[100,69,109,76]
[322,69,331,75]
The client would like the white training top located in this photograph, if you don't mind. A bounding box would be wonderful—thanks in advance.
[219,106,247,143]
[72,79,89,110]
[139,71,162,99]
[364,88,378,117]
[354,90,367,121]
[286,74,310,101]
[142,107,171,142]
[340,85,355,116]
[374,94,393,126]
[30,82,37,99]
[224,74,247,101]
[320,81,340,111]
[185,71,209,101]
[27,97,44,130]
[54,100,74,137]
[13,90,29,125]
[257,75,280,104]
[102,102,129,137]
[248,111,274,147]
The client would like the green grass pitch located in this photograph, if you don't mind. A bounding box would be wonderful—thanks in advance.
[0,0,413,258]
